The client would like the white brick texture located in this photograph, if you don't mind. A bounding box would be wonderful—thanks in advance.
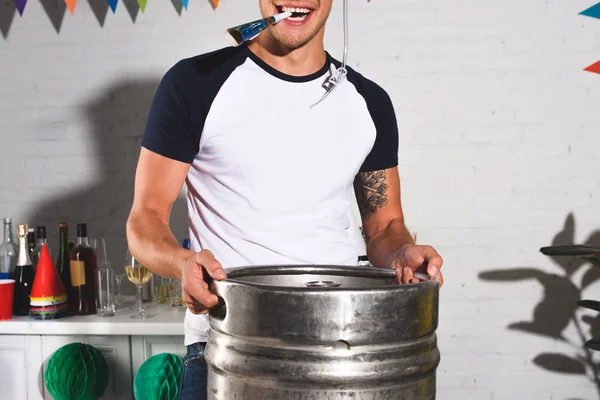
[2,0,600,398]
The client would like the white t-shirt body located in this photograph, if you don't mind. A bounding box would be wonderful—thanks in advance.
[141,44,399,345]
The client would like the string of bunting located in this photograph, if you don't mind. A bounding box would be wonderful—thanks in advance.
[12,0,220,15]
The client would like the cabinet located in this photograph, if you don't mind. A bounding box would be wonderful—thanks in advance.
[0,305,186,399]
[0,334,185,400]
[40,335,133,400]
[0,335,44,400]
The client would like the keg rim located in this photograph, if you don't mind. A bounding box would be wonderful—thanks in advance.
[217,264,439,291]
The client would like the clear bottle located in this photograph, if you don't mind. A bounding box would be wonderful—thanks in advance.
[32,226,50,270]
[68,223,97,315]
[12,224,35,316]
[0,218,19,279]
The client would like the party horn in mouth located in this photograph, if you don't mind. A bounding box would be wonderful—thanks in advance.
[226,12,292,47]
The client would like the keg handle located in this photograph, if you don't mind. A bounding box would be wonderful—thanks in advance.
[208,279,228,322]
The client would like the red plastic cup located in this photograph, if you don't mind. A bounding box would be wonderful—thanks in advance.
[0,279,15,320]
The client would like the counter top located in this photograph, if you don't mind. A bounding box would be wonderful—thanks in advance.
[0,301,186,336]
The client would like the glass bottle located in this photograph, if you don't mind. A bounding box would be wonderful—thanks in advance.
[12,224,35,316]
[32,226,50,270]
[68,223,97,315]
[56,222,71,291]
[0,218,19,279]
[27,228,36,262]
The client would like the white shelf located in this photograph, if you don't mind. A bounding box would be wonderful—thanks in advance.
[0,302,186,336]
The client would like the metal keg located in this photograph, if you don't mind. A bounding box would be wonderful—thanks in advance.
[205,265,440,400]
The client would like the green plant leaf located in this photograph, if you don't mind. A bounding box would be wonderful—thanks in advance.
[533,353,586,374]
[585,339,600,351]
[577,300,600,312]
[540,245,600,256]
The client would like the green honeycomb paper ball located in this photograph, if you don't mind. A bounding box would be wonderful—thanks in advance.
[134,353,184,400]
[45,343,109,400]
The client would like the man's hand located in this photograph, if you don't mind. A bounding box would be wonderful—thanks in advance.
[392,244,444,286]
[181,250,227,314]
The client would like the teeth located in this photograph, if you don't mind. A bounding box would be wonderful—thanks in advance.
[282,6,311,14]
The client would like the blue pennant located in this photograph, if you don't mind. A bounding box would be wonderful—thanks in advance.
[108,0,118,12]
[181,0,188,9]
[580,2,600,19]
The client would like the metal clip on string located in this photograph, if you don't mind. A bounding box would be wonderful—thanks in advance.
[309,0,349,109]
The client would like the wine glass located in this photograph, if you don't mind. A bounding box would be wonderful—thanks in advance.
[124,249,154,319]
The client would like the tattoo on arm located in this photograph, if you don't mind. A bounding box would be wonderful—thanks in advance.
[354,170,389,220]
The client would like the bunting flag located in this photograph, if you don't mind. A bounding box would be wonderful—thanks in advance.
[580,2,600,20]
[210,0,219,9]
[14,0,27,16]
[65,0,77,14]
[584,60,600,75]
[108,0,117,13]
[181,0,188,10]
[137,0,147,13]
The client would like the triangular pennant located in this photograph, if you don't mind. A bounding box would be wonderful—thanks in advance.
[13,0,27,16]
[137,0,147,12]
[65,0,77,14]
[210,0,218,9]
[181,0,188,10]
[108,0,118,12]
[584,60,600,75]
[580,2,600,20]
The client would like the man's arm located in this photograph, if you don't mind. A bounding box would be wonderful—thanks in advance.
[354,167,443,284]
[126,148,225,312]
[126,147,192,280]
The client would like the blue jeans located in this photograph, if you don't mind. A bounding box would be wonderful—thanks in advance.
[179,342,208,400]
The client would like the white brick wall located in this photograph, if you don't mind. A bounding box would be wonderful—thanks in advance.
[2,0,600,398]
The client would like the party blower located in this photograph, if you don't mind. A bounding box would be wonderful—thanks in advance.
[225,11,292,47]
[224,0,350,108]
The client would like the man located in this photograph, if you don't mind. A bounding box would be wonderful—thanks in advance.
[126,0,444,398]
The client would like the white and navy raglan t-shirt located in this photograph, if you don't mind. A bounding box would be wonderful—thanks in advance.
[141,43,399,345]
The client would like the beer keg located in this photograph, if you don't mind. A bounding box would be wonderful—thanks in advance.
[205,265,440,400]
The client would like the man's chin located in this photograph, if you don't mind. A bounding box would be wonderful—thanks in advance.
[271,32,313,50]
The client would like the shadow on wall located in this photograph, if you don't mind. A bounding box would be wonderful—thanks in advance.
[25,78,189,293]
[479,213,600,399]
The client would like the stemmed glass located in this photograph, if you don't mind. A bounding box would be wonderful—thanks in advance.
[124,249,153,319]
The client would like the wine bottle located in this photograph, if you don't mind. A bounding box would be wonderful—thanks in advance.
[0,218,19,279]
[27,228,36,261]
[56,222,71,292]
[32,226,50,270]
[13,224,35,316]
[68,223,97,315]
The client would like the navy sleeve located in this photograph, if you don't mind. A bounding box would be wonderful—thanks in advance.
[141,62,200,164]
[359,85,399,172]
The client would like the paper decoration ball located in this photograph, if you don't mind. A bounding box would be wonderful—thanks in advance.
[45,343,109,400]
[134,353,184,400]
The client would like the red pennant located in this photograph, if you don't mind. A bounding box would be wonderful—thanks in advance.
[584,60,600,75]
